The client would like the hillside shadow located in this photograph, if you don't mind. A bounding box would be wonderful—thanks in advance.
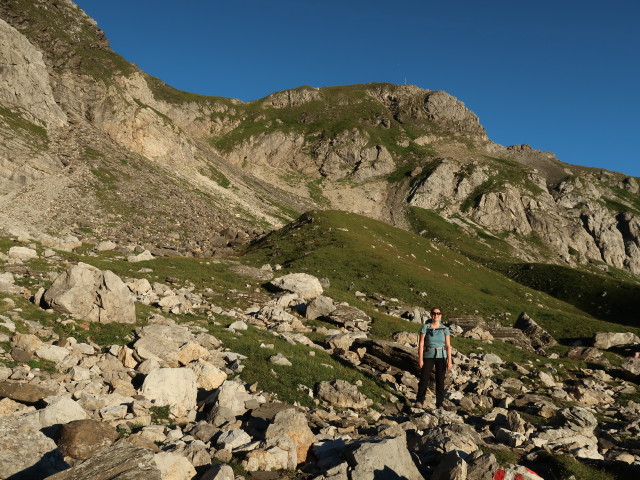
[502,263,640,328]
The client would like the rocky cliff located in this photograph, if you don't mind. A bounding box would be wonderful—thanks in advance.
[1,0,639,278]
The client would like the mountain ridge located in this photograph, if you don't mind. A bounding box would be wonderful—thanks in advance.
[1,0,639,278]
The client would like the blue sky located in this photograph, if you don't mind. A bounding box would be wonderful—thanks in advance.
[74,0,640,177]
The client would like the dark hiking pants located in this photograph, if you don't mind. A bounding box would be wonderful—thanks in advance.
[416,357,446,408]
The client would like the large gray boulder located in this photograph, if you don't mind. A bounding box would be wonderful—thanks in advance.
[209,379,255,416]
[305,295,336,320]
[346,435,424,480]
[265,408,317,463]
[594,332,640,349]
[269,273,323,299]
[43,263,136,323]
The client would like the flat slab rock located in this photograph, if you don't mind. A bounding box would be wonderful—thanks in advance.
[0,380,57,403]
[44,441,161,480]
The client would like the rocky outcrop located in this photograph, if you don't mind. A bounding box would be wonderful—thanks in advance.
[0,18,67,129]
[409,157,640,274]
[514,313,557,350]
[423,90,487,139]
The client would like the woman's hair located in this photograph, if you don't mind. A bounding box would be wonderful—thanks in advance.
[430,307,442,316]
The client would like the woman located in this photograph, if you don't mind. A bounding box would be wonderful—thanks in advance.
[415,307,452,409]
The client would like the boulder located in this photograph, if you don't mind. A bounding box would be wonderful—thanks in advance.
[0,380,56,403]
[11,333,45,352]
[57,419,119,460]
[133,335,180,366]
[209,379,254,416]
[594,332,640,349]
[556,407,598,434]
[242,436,297,471]
[200,464,235,480]
[566,347,602,360]
[265,408,317,463]
[35,344,70,363]
[128,250,154,263]
[31,396,89,429]
[140,368,197,415]
[305,295,336,320]
[346,435,423,480]
[621,358,640,382]
[431,451,467,480]
[189,359,228,390]
[8,246,38,262]
[95,241,117,252]
[465,451,499,480]
[153,451,196,480]
[269,273,323,299]
[43,263,136,324]
[44,441,161,480]
[216,429,252,450]
[327,305,371,332]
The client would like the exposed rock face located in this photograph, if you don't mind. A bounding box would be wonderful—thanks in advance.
[409,157,640,274]
[0,18,67,129]
[423,90,487,139]
[43,263,136,323]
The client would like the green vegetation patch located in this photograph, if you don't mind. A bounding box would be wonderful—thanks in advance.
[199,165,231,188]
[0,106,48,145]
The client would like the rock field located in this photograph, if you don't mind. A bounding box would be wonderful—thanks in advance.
[1,236,639,480]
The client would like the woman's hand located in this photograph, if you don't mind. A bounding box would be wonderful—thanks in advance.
[418,358,424,369]
[447,358,453,371]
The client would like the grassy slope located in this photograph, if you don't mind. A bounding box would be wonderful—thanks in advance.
[243,210,640,341]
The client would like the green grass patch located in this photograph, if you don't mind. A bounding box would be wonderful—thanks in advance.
[479,445,521,466]
[0,105,48,145]
[534,452,620,480]
[307,179,331,206]
[149,405,171,424]
[199,165,231,188]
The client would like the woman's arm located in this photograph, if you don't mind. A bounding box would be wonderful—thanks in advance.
[445,333,452,371]
[418,333,425,369]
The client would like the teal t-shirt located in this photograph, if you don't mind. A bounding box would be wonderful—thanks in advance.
[419,323,450,358]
